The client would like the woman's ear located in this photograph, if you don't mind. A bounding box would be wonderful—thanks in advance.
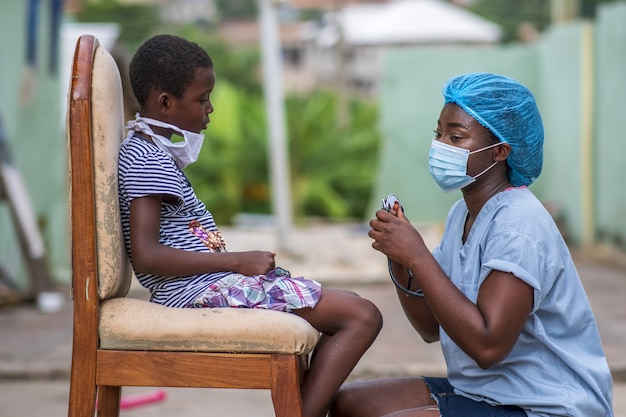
[494,142,512,162]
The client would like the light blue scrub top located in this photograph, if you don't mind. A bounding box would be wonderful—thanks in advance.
[432,187,613,417]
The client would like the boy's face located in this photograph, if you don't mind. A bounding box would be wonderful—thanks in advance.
[165,67,215,134]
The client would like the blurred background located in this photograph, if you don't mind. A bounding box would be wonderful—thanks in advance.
[0,0,625,303]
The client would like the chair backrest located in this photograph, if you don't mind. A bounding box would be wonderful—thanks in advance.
[68,35,131,303]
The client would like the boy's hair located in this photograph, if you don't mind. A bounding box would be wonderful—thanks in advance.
[129,34,213,107]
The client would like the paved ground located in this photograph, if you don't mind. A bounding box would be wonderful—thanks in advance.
[0,223,624,416]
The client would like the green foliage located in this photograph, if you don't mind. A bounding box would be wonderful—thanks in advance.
[75,0,161,48]
[176,27,381,225]
[578,0,625,17]
[185,79,270,224]
[215,0,258,20]
[185,83,381,225]
[287,91,381,221]
[175,26,270,224]
[467,0,551,42]
[70,9,381,225]
[467,0,623,43]
[174,25,262,94]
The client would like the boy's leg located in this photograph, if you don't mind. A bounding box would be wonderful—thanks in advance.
[292,288,383,417]
[329,376,437,417]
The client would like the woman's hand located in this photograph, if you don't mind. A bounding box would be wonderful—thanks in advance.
[369,206,429,267]
[371,199,440,340]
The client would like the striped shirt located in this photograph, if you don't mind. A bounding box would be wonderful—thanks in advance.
[118,135,229,307]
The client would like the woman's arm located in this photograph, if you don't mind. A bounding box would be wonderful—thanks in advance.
[372,202,439,342]
[370,209,533,368]
[389,260,440,342]
[129,195,276,277]
[410,254,533,368]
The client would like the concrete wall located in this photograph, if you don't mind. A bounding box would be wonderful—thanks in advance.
[0,1,68,289]
[373,2,626,251]
[594,3,626,250]
[373,43,538,223]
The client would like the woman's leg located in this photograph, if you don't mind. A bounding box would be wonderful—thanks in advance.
[329,377,438,417]
[292,288,383,417]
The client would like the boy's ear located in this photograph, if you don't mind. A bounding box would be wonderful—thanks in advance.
[157,92,172,114]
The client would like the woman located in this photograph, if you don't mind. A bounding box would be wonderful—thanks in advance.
[330,73,614,417]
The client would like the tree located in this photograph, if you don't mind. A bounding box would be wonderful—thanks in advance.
[466,0,622,43]
[466,0,550,42]
[215,0,258,20]
[75,0,161,48]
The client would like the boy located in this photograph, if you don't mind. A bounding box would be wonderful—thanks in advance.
[118,34,382,417]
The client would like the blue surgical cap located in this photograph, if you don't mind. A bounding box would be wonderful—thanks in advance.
[442,72,544,187]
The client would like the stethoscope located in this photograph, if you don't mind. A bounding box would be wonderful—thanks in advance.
[381,194,425,298]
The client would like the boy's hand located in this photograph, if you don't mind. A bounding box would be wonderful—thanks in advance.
[236,250,276,276]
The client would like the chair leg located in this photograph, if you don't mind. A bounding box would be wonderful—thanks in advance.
[270,355,305,417]
[97,385,121,417]
[68,366,97,417]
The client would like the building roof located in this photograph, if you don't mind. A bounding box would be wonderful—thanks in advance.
[286,0,373,10]
[318,0,502,46]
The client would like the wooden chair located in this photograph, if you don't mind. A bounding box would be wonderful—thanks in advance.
[66,34,320,417]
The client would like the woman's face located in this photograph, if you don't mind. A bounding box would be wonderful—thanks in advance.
[434,103,500,179]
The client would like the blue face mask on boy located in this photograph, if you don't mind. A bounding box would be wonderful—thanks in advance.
[429,139,500,192]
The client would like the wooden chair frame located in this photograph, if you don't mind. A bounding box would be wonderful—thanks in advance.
[67,35,316,417]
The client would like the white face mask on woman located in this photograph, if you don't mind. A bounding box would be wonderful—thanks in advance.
[428,139,500,192]
[125,113,205,169]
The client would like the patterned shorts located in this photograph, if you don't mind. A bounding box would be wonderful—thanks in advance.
[190,267,322,312]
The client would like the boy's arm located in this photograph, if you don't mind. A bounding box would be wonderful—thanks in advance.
[129,195,276,277]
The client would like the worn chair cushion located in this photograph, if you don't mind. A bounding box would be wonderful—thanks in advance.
[99,297,321,354]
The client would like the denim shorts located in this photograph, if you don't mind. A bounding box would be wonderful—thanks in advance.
[423,377,528,417]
